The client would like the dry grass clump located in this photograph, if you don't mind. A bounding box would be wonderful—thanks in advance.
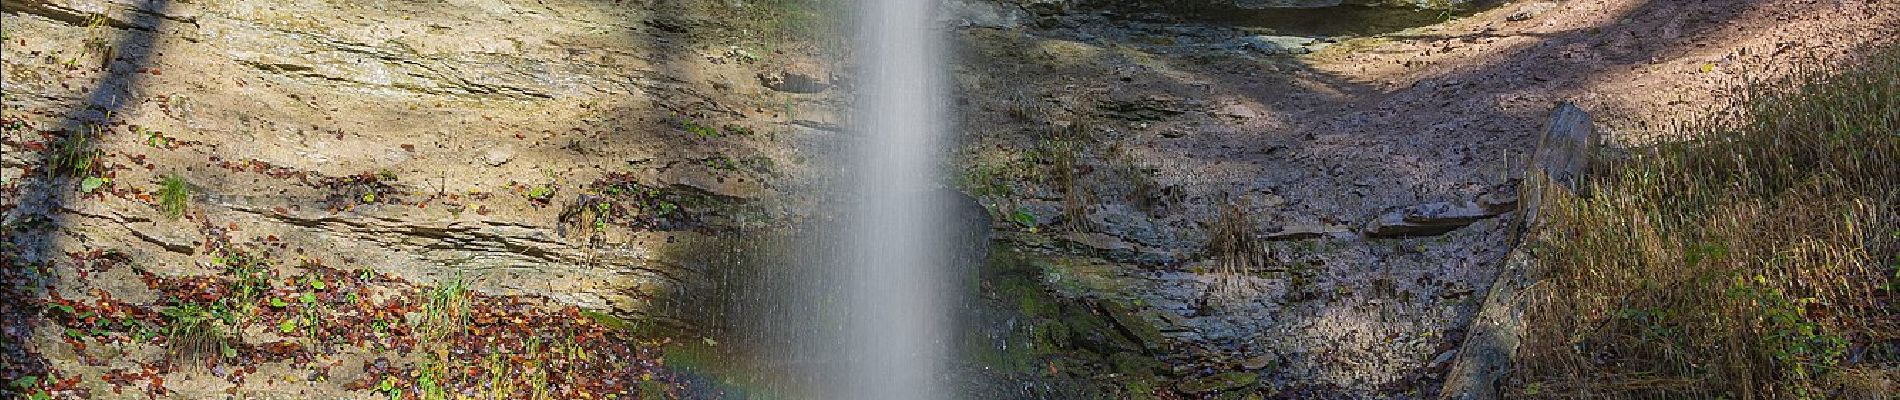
[1511,47,1899,399]
[1207,197,1267,302]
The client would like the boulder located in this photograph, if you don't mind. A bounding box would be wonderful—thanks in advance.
[940,188,995,284]
[1097,97,1186,121]
[1110,351,1167,377]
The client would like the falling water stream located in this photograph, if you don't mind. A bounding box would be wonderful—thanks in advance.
[840,0,951,398]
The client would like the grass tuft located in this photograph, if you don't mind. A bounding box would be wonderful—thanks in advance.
[419,274,471,341]
[1035,121,1091,232]
[158,173,189,219]
[1512,46,1899,399]
[53,126,101,178]
[160,302,223,363]
[1206,197,1265,302]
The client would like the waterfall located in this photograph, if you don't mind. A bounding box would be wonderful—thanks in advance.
[841,0,951,398]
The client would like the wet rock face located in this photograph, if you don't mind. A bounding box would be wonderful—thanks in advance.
[940,188,995,287]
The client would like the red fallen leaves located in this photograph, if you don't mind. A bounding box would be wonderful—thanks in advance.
[23,239,691,399]
[52,376,83,394]
[100,369,151,393]
[216,158,312,182]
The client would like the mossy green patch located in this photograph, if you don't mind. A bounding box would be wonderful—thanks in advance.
[579,309,641,334]
[1099,300,1167,353]
[1109,351,1164,378]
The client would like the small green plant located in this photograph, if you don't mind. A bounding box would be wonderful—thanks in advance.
[158,174,189,219]
[526,185,554,201]
[720,124,755,136]
[483,348,518,399]
[702,155,738,171]
[376,376,402,399]
[1009,208,1038,231]
[81,13,110,50]
[10,374,50,400]
[681,120,720,139]
[1108,144,1164,212]
[416,361,452,400]
[297,291,327,341]
[135,126,171,147]
[418,274,470,340]
[1032,123,1091,232]
[160,302,221,361]
[54,127,101,178]
[79,176,109,193]
[1744,283,1848,395]
[525,348,551,400]
[956,162,1010,199]
[217,251,271,319]
[77,13,113,69]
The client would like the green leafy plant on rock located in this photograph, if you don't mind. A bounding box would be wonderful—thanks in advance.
[217,251,271,321]
[681,119,721,139]
[526,185,555,202]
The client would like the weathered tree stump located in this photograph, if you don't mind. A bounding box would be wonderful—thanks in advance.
[1440,102,1596,400]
